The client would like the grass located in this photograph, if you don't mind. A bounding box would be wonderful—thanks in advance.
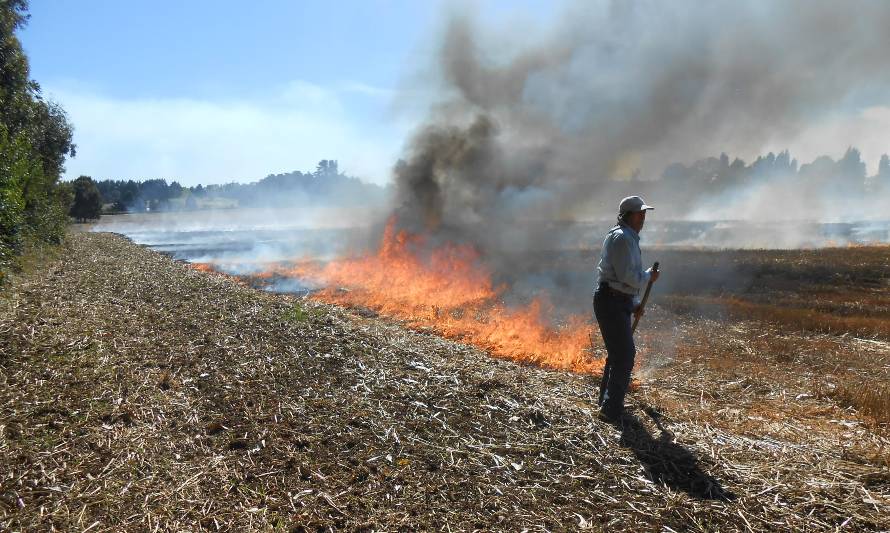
[281,300,323,323]
[640,305,890,432]
[640,245,890,342]
[0,235,67,288]
[831,380,890,425]
[661,294,890,338]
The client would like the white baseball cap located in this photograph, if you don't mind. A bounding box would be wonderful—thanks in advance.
[618,195,655,213]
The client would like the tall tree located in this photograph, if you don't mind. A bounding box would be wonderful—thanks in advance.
[69,176,102,222]
[314,160,339,179]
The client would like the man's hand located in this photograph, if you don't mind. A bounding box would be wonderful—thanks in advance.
[647,267,660,283]
[633,304,644,320]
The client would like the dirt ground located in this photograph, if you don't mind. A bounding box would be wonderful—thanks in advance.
[1,232,888,531]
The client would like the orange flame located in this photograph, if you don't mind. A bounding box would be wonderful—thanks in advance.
[190,262,216,273]
[264,216,602,373]
[188,261,249,286]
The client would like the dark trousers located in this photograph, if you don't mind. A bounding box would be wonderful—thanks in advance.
[594,285,636,415]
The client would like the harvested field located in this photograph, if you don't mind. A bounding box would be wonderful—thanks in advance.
[1,232,889,531]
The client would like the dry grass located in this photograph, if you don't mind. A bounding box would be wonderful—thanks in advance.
[661,295,890,339]
[831,380,890,426]
[652,244,889,332]
[638,311,890,430]
[1,233,889,531]
[650,246,890,427]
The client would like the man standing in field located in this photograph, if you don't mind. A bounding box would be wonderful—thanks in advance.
[594,195,660,421]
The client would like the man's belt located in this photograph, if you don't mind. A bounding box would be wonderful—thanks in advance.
[597,282,633,298]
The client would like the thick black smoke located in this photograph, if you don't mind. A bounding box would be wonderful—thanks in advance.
[392,0,890,251]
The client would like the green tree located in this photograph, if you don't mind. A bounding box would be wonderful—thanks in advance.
[0,0,75,277]
[0,124,35,265]
[0,0,33,133]
[69,176,102,222]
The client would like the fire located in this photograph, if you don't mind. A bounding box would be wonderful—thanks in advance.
[190,262,216,273]
[258,217,602,374]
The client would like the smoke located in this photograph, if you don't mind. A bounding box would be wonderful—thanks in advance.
[87,2,890,378]
[393,0,890,249]
[92,206,387,267]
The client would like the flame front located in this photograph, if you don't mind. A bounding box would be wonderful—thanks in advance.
[255,217,602,374]
[191,262,216,273]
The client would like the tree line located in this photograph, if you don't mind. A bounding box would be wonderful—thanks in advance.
[661,147,890,193]
[89,160,389,213]
[0,0,75,278]
[77,146,890,220]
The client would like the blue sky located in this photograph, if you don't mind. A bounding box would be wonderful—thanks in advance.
[20,0,557,186]
[20,1,890,185]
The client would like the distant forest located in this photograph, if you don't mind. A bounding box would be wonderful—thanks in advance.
[87,147,890,216]
[645,147,890,218]
[661,148,889,194]
[93,160,389,213]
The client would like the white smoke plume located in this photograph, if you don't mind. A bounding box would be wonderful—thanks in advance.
[393,0,890,250]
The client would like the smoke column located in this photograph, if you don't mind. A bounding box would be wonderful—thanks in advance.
[393,0,890,251]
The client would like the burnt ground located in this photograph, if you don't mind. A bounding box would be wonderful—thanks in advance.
[1,232,888,531]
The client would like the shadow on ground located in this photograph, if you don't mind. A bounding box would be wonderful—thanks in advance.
[614,411,736,501]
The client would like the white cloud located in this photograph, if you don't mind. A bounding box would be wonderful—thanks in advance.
[49,79,890,187]
[336,81,396,99]
[47,81,407,186]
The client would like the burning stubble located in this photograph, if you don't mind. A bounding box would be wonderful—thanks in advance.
[242,217,602,373]
[107,0,890,376]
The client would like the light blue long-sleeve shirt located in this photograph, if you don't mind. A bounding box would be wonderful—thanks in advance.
[595,222,651,303]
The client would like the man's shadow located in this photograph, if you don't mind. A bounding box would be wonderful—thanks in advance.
[610,411,736,501]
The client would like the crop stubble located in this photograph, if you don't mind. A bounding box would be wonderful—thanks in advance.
[0,233,888,531]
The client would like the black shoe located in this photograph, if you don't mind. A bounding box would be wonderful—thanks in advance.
[598,408,624,424]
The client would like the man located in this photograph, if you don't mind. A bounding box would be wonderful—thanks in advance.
[594,195,660,421]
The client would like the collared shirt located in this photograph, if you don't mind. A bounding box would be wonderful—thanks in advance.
[595,222,650,302]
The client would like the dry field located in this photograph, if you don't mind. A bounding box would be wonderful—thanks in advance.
[1,233,889,531]
[649,246,890,426]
